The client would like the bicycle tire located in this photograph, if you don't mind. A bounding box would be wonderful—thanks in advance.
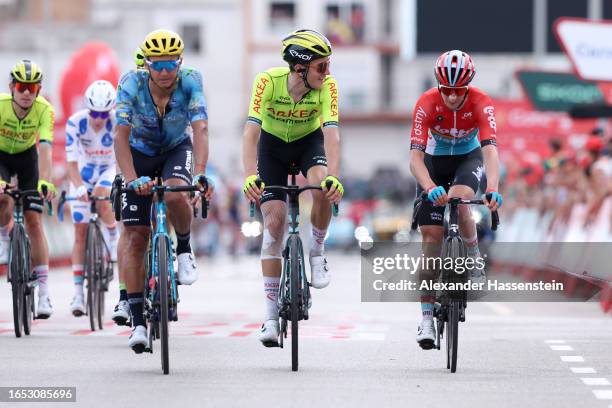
[288,236,300,372]
[157,237,170,375]
[23,237,33,335]
[96,228,106,330]
[9,226,23,338]
[85,224,97,331]
[449,300,460,373]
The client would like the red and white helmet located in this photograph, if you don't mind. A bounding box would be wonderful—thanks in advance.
[434,50,475,87]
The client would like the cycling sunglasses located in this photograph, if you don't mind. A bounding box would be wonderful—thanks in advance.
[311,59,331,74]
[438,85,469,97]
[14,82,41,94]
[89,110,110,119]
[145,58,181,72]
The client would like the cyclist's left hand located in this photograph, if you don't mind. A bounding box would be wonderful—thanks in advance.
[37,179,57,201]
[484,190,502,211]
[321,175,344,204]
[192,174,214,205]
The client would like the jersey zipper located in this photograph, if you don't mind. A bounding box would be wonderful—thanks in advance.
[451,110,457,155]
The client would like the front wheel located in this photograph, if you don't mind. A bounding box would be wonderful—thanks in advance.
[447,300,460,373]
[288,236,301,372]
[9,227,24,338]
[157,237,170,375]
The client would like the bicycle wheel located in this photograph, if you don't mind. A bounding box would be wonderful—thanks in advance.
[288,236,300,372]
[156,237,170,375]
[85,224,97,331]
[96,228,107,330]
[9,226,24,338]
[448,300,460,373]
[22,238,34,335]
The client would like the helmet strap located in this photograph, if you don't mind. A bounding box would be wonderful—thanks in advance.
[300,64,314,90]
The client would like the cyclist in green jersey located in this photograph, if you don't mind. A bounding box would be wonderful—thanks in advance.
[0,60,57,319]
[242,29,344,347]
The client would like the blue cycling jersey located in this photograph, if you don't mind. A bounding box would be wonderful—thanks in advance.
[115,67,208,157]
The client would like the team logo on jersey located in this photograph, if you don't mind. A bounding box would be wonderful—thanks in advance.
[483,106,497,132]
[472,165,484,182]
[462,112,473,119]
[436,115,443,121]
[101,133,113,147]
[413,106,427,136]
[435,106,442,113]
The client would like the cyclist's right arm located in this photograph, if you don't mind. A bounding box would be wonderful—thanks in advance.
[409,95,436,193]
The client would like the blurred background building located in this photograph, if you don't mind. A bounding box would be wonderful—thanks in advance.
[0,0,610,269]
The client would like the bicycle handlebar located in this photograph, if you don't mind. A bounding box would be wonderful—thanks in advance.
[4,186,53,216]
[411,193,500,231]
[57,190,112,222]
[110,175,208,222]
[248,178,339,217]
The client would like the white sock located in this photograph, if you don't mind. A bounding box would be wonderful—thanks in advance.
[263,276,279,321]
[34,265,49,297]
[72,264,84,298]
[310,226,327,256]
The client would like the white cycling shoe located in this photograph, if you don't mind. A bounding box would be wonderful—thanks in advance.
[309,255,330,289]
[416,319,436,350]
[258,319,279,347]
[0,237,9,264]
[468,264,487,286]
[111,300,130,326]
[37,295,53,319]
[70,296,85,317]
[128,325,148,353]
[177,252,198,285]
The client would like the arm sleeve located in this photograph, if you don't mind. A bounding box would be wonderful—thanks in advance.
[477,94,497,148]
[65,117,78,162]
[320,76,339,128]
[410,94,430,152]
[115,71,138,127]
[38,103,55,144]
[183,69,208,122]
[246,71,273,126]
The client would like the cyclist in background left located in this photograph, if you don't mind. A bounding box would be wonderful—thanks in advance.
[65,80,119,317]
[114,29,213,351]
[0,60,57,319]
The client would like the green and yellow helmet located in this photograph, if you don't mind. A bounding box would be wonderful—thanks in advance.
[281,29,332,66]
[134,47,145,68]
[141,29,184,57]
[10,59,43,83]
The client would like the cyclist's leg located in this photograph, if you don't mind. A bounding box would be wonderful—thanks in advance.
[0,153,14,264]
[68,184,90,315]
[257,131,289,345]
[160,139,197,285]
[120,148,157,339]
[17,147,52,316]
[415,154,452,348]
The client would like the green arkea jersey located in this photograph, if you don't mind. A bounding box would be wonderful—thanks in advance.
[0,93,54,154]
[247,67,338,142]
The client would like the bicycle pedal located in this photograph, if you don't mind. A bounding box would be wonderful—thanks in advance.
[418,340,435,350]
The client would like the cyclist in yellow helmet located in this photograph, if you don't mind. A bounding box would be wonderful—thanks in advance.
[114,29,213,352]
[242,29,344,347]
[0,59,57,318]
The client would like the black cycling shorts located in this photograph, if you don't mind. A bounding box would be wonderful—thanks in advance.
[0,146,44,213]
[257,128,327,203]
[121,139,193,226]
[416,149,484,227]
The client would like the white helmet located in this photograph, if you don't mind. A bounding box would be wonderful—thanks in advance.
[84,80,116,112]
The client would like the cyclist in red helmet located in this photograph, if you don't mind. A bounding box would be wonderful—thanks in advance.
[409,50,502,350]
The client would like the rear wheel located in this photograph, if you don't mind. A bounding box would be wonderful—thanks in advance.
[96,229,107,330]
[288,236,300,372]
[157,237,170,375]
[85,224,98,331]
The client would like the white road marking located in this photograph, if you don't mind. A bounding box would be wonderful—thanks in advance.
[561,356,585,362]
[581,378,611,386]
[572,367,597,374]
[483,302,514,315]
[550,345,574,351]
[545,340,566,344]
[593,390,612,400]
